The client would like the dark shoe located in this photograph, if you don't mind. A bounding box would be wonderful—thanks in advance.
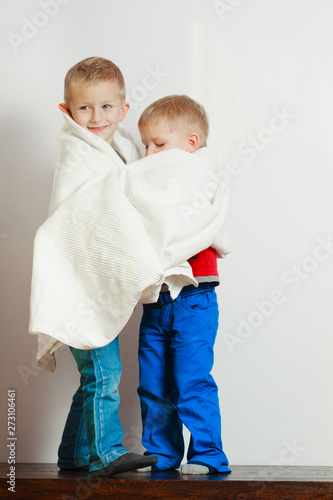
[90,453,158,478]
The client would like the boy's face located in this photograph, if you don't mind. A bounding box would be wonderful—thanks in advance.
[59,80,129,146]
[140,120,199,156]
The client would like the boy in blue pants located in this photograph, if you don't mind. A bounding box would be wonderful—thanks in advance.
[136,95,231,475]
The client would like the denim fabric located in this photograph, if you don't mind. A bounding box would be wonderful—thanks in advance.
[58,337,127,472]
[138,285,230,472]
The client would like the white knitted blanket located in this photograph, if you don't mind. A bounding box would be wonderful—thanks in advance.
[29,114,230,371]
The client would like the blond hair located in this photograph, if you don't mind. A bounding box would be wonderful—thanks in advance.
[138,95,209,148]
[63,57,126,103]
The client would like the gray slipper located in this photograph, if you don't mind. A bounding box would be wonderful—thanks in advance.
[90,453,158,477]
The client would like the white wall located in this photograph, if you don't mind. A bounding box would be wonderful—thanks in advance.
[1,0,332,467]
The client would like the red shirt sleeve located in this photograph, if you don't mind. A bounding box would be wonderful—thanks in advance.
[188,247,219,278]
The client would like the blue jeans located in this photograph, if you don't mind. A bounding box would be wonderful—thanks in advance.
[57,337,128,472]
[138,284,230,472]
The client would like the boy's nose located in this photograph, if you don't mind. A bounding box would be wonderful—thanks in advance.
[91,108,102,123]
[145,146,156,156]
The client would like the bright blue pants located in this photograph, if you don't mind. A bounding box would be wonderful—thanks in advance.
[57,337,128,472]
[138,284,230,472]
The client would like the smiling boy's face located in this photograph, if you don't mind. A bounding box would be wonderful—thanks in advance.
[59,79,129,145]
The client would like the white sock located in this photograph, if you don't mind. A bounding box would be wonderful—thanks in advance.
[135,466,152,473]
[181,463,210,475]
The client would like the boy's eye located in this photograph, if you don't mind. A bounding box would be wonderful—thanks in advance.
[102,104,111,109]
[80,106,89,110]
[156,143,165,147]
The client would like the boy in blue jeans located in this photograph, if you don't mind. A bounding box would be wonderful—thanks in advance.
[136,95,231,475]
[56,57,158,477]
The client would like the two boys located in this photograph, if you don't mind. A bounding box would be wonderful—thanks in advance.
[43,57,230,476]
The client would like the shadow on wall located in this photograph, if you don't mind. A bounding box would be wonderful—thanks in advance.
[118,304,145,455]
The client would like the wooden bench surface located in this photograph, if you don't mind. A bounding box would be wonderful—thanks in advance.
[1,463,332,499]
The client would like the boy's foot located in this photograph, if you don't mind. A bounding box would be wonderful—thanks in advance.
[90,453,158,477]
[135,465,178,473]
[135,466,152,472]
[181,463,218,475]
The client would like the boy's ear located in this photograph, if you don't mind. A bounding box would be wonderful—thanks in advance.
[119,102,130,122]
[186,132,200,152]
[58,103,72,117]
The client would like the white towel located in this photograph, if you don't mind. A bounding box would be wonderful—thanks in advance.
[29,113,230,371]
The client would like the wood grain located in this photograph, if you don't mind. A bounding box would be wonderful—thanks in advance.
[1,464,332,500]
